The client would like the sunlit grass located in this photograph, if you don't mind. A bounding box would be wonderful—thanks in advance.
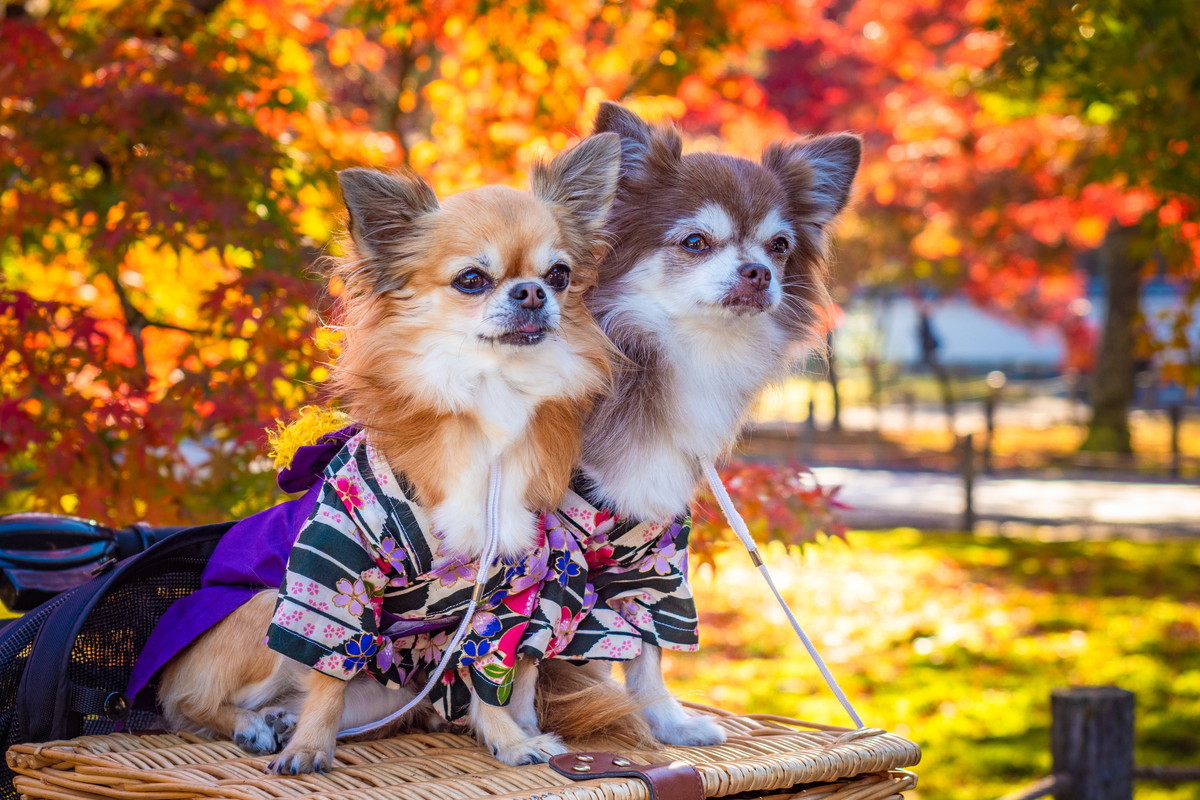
[665,531,1200,800]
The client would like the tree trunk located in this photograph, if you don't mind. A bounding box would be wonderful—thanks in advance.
[1081,224,1143,454]
[826,332,842,432]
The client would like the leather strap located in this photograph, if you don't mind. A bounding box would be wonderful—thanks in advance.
[548,752,705,800]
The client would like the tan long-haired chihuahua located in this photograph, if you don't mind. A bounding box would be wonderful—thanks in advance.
[158,133,621,773]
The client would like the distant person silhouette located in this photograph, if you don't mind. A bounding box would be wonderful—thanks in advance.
[918,308,940,366]
[915,301,955,431]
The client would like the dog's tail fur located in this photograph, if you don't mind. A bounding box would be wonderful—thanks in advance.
[536,660,655,748]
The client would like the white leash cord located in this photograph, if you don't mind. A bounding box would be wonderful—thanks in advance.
[700,461,865,730]
[337,461,503,738]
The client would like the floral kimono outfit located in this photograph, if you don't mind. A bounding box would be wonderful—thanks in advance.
[550,481,700,661]
[129,423,701,725]
[267,430,596,720]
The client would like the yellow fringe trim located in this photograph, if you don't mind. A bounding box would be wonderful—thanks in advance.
[267,406,352,470]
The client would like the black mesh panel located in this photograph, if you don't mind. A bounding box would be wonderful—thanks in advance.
[0,593,75,800]
[0,525,227,800]
[68,542,215,737]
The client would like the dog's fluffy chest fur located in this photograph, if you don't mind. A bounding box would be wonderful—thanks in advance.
[582,297,787,522]
[410,364,561,559]
[417,338,592,442]
[667,315,784,459]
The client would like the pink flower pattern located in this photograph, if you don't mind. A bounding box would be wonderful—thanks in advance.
[333,476,365,510]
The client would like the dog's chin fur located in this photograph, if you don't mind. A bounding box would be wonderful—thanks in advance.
[159,133,631,772]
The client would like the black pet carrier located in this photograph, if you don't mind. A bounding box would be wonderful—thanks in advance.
[0,519,234,800]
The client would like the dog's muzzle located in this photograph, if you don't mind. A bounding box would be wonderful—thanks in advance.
[720,263,773,313]
[492,303,553,346]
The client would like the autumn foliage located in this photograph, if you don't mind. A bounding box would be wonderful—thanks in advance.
[2,0,1197,528]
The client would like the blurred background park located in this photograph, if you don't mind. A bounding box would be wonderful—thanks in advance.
[1,0,1198,797]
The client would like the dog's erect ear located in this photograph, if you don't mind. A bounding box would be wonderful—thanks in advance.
[762,134,862,228]
[592,101,681,179]
[531,132,622,233]
[338,168,439,260]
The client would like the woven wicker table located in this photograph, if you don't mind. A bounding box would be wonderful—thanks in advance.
[7,704,919,800]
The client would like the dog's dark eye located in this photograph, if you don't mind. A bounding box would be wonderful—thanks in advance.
[452,269,492,294]
[545,263,571,291]
[772,237,790,255]
[681,233,710,253]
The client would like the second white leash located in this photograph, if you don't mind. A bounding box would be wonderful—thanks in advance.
[337,460,504,738]
[700,460,866,730]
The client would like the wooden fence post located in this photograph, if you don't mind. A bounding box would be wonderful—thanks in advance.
[1051,686,1135,800]
[983,371,1005,475]
[960,433,975,533]
[1169,405,1182,480]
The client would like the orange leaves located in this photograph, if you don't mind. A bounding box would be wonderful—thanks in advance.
[326,28,386,71]
[326,29,360,67]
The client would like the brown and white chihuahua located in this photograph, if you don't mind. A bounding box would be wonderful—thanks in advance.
[158,133,621,772]
[541,102,861,747]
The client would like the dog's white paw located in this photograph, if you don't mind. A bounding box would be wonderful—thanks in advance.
[266,747,333,775]
[648,712,727,747]
[232,713,279,755]
[491,733,569,766]
[262,707,298,744]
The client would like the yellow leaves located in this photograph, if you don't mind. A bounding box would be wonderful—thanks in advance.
[1071,215,1108,249]
[912,212,962,260]
[409,141,439,172]
[105,203,126,230]
[874,180,897,205]
[326,29,358,67]
[1084,101,1116,125]
[314,326,343,356]
[230,338,250,363]
[296,183,334,242]
[277,40,315,83]
[517,49,548,78]
[273,376,304,405]
[625,95,686,123]
[487,120,530,145]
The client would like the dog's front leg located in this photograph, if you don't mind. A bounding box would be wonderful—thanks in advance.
[470,671,567,766]
[622,643,726,746]
[267,671,347,775]
[508,656,543,737]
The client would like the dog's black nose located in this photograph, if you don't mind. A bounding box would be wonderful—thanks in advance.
[737,263,772,289]
[509,282,546,310]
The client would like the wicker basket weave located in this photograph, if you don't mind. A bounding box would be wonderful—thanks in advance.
[6,704,919,800]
